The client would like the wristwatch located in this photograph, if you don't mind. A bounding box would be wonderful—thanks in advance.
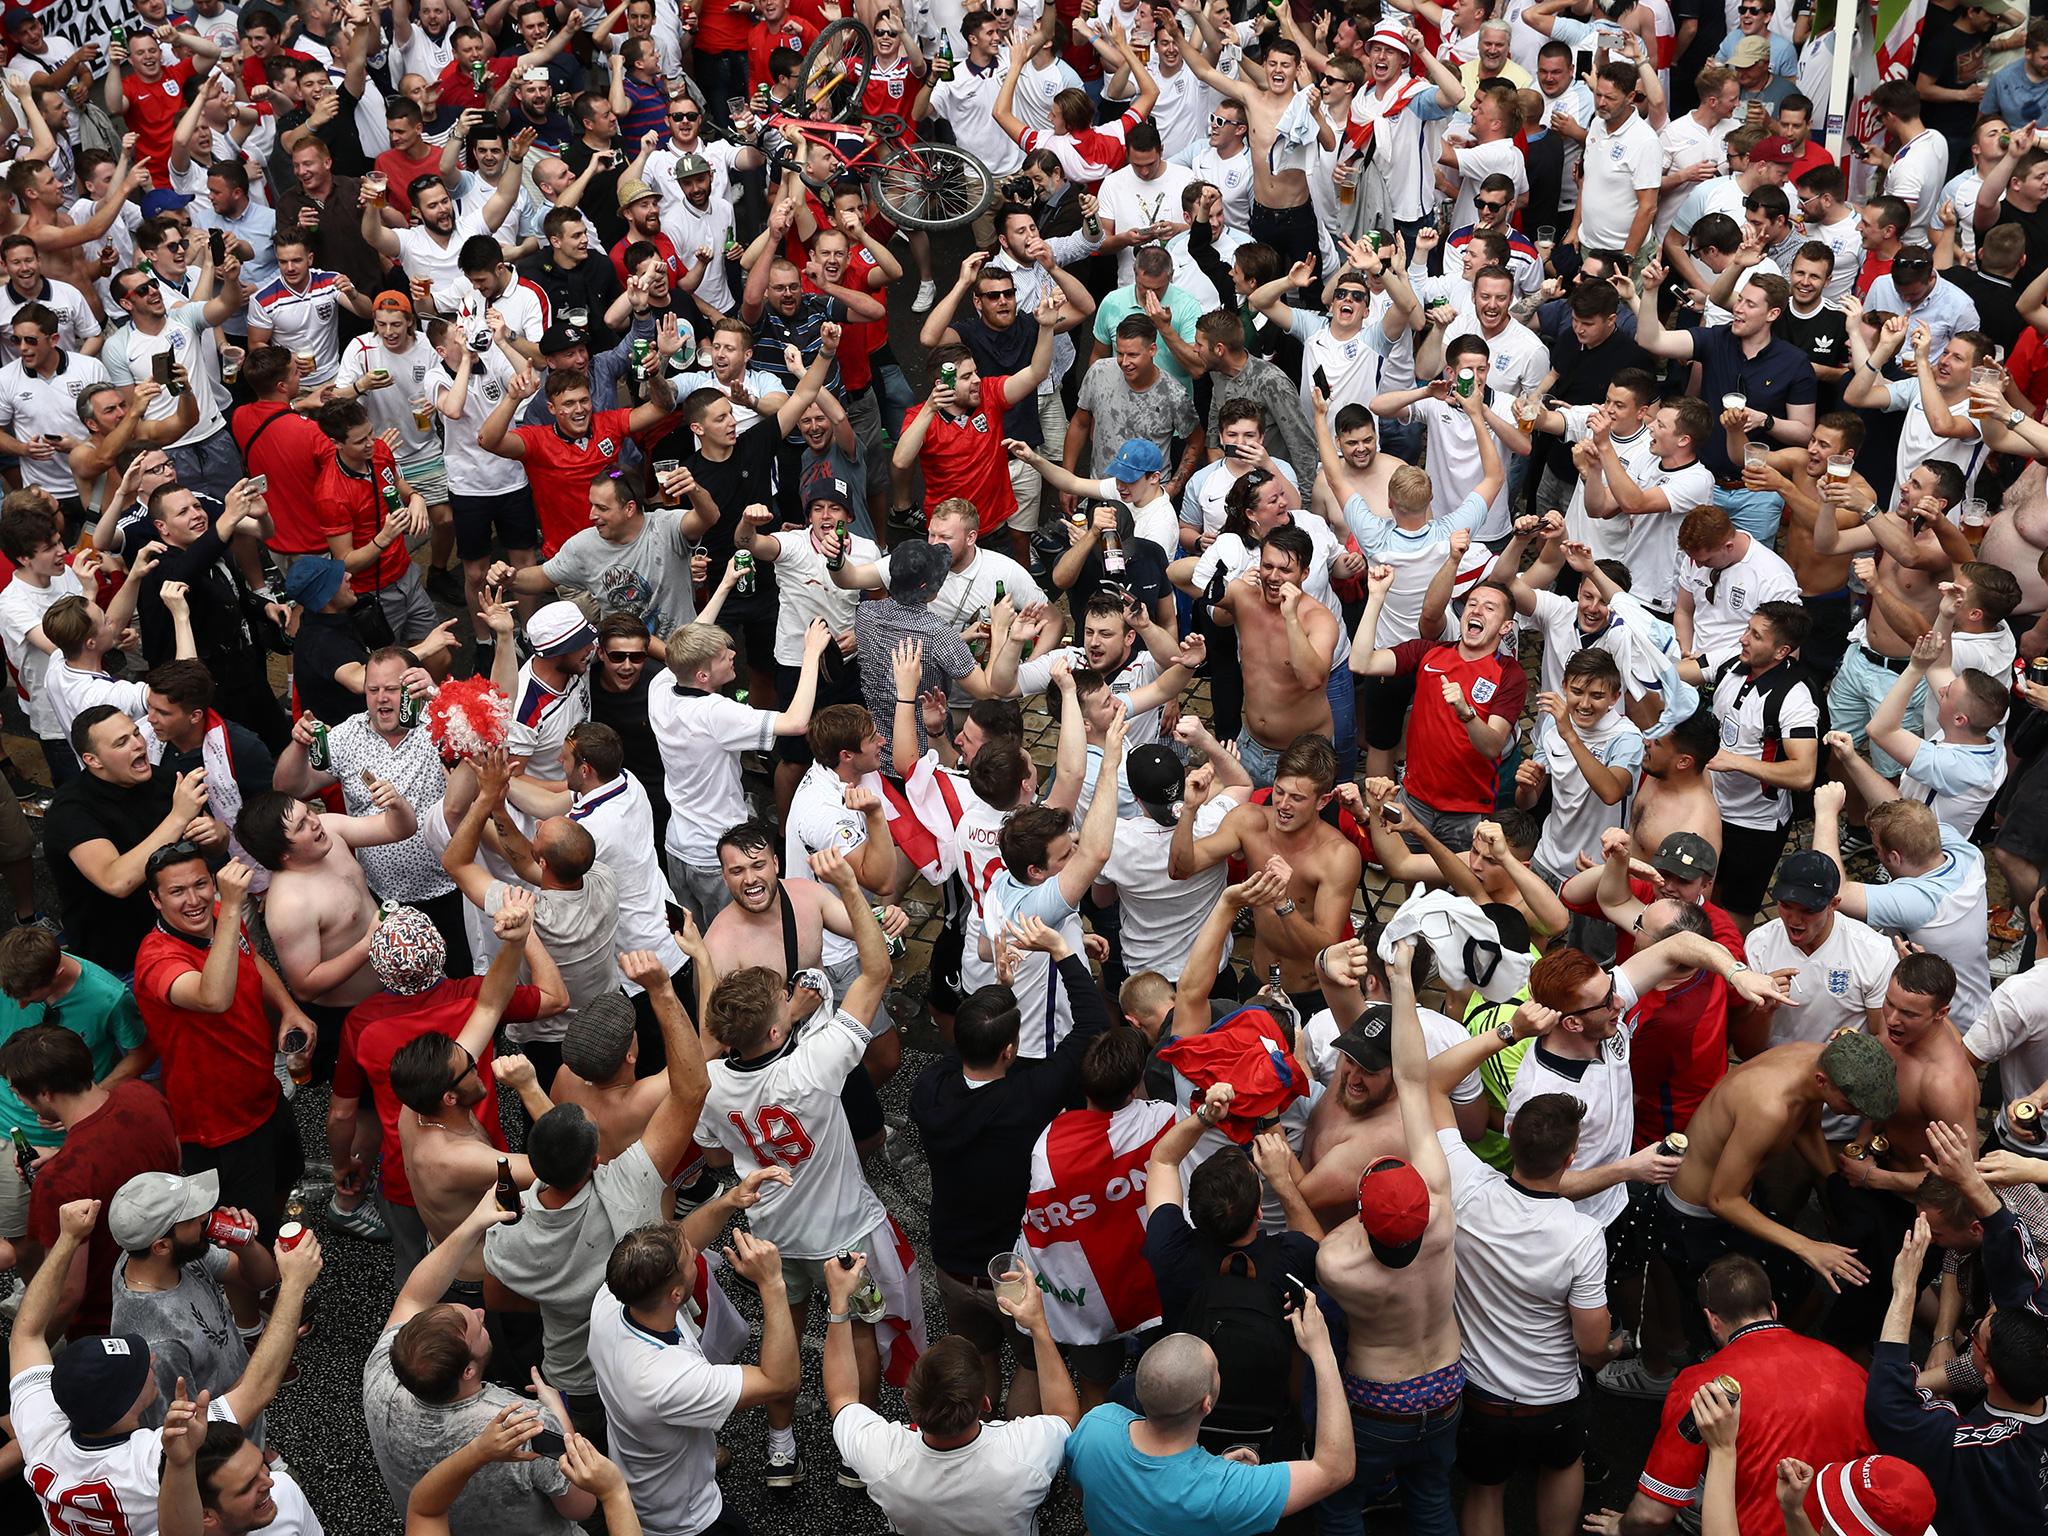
[1273,899,1297,917]
[1493,1020,1516,1046]
[2007,408,2027,430]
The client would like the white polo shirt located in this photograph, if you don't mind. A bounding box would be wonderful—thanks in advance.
[1899,731,2005,839]
[1506,968,1643,1227]
[832,1406,1070,1536]
[0,567,84,739]
[1706,658,1819,831]
[0,278,101,365]
[0,351,108,497]
[1677,535,1801,671]
[568,770,687,983]
[1579,110,1661,252]
[1964,962,2048,1111]
[587,1284,743,1536]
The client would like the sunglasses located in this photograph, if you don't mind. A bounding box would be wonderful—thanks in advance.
[671,109,701,120]
[1475,198,1507,212]
[875,25,900,34]
[1334,286,1369,301]
[603,649,650,664]
[1209,112,1241,126]
[144,839,207,877]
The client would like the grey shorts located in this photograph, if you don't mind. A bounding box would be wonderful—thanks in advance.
[400,455,451,507]
[781,1252,884,1317]
[375,565,441,646]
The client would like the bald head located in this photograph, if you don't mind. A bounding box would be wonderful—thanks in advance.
[534,157,572,192]
[1135,1333,1218,1427]
[535,817,597,883]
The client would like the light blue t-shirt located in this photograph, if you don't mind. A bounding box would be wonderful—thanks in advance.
[1714,29,1798,77]
[1983,58,2048,134]
[1861,824,1982,933]
[1094,285,1205,391]
[1063,1403,1292,1536]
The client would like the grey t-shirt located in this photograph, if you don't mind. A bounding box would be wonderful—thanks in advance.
[1073,359,1197,477]
[800,439,874,541]
[541,507,697,637]
[363,1322,578,1536]
[485,863,620,1044]
[482,1141,666,1395]
[852,600,974,758]
[110,1248,256,1441]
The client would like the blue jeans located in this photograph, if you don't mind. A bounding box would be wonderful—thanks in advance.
[1314,1400,1462,1536]
[1326,665,1358,785]
[1235,727,1283,790]
[693,49,749,127]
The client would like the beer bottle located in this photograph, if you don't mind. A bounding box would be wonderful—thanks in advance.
[11,1127,36,1187]
[1101,522,1127,577]
[495,1157,522,1222]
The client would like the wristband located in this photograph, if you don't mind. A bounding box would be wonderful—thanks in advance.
[1273,898,1296,917]
[896,697,917,705]
[825,1309,853,1325]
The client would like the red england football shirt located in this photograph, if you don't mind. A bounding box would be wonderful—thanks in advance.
[514,406,635,557]
[435,55,519,111]
[122,61,200,180]
[316,440,413,593]
[1390,637,1527,815]
[903,376,1016,534]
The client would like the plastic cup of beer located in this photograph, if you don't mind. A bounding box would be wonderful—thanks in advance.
[1721,391,1747,415]
[1133,38,1150,62]
[221,344,244,383]
[367,171,388,206]
[1743,442,1769,470]
[411,395,433,431]
[295,350,317,374]
[1971,363,2002,417]
[1536,225,1556,251]
[1960,498,1988,546]
[567,307,590,329]
[1336,161,1356,206]
[1826,453,1854,482]
[1515,391,1541,430]
[989,1252,1032,1309]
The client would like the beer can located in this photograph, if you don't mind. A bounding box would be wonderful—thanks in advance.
[2012,1100,2043,1143]
[1867,1134,1890,1158]
[732,549,755,595]
[1455,367,1476,399]
[308,720,331,771]
[940,362,957,392]
[1657,1132,1688,1158]
[1676,1374,1740,1443]
[2030,658,2048,691]
[399,687,423,728]
[206,1208,257,1248]
[276,1221,309,1252]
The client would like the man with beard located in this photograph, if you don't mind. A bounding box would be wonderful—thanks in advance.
[361,173,524,317]
[134,850,314,1235]
[656,153,739,319]
[1740,411,1873,682]
[703,819,903,1141]
[238,777,418,1026]
[990,590,1189,746]
[1200,529,1338,787]
[454,233,550,366]
[107,1167,279,1432]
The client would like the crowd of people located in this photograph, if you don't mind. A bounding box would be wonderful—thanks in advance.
[0,0,2046,1532]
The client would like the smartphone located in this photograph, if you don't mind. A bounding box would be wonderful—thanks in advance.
[1312,365,1331,395]
[1575,46,1593,74]
[1280,1271,1308,1315]
[208,228,226,265]
[665,900,692,934]
[152,349,181,396]
[249,473,269,495]
[528,1428,567,1459]
[1220,443,1245,459]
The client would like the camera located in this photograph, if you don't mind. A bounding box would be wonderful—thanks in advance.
[1000,173,1035,203]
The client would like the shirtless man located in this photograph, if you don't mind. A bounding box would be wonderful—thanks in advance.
[1312,936,1463,1535]
[1358,790,1568,942]
[703,819,902,1149]
[7,129,143,303]
[1182,24,1319,272]
[1738,411,1874,684]
[1812,457,1968,812]
[550,918,717,1166]
[1824,951,1982,1349]
[1630,709,1724,861]
[239,781,417,1011]
[1654,1031,1898,1365]
[1206,525,1338,787]
[1170,734,1361,1008]
[391,895,550,1277]
[68,386,195,541]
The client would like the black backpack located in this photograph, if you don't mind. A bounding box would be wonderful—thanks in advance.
[1183,1249,1296,1454]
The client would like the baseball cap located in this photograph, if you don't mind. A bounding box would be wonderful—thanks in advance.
[675,153,713,179]
[1750,134,1799,165]
[1771,849,1841,910]
[562,992,638,1082]
[1357,1156,1430,1268]
[373,288,415,316]
[1102,439,1166,482]
[1,9,39,32]
[1728,34,1770,66]
[617,178,658,209]
[539,322,589,357]
[1805,1456,1936,1536]
[1819,1028,1899,1122]
[282,554,346,611]
[1366,20,1411,54]
[140,189,195,220]
[1650,831,1718,880]
[1967,0,2019,17]
[52,1335,155,1433]
[1330,1005,1393,1072]
[369,905,447,996]
[108,1168,219,1250]
[527,600,596,658]
[1126,744,1184,807]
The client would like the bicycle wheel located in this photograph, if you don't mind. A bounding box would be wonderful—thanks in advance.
[793,19,872,125]
[868,141,996,231]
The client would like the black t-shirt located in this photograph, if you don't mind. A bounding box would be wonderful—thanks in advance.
[563,138,628,245]
[519,252,625,352]
[1992,200,2048,285]
[141,520,258,671]
[952,312,1043,445]
[1779,301,1851,410]
[1141,1204,1318,1339]
[1547,327,1653,405]
[674,418,784,567]
[43,768,178,976]
[1065,536,1172,622]
[293,609,370,728]
[1915,20,1989,145]
[1948,268,2024,357]
[159,723,276,810]
[277,86,371,177]
[590,670,669,847]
